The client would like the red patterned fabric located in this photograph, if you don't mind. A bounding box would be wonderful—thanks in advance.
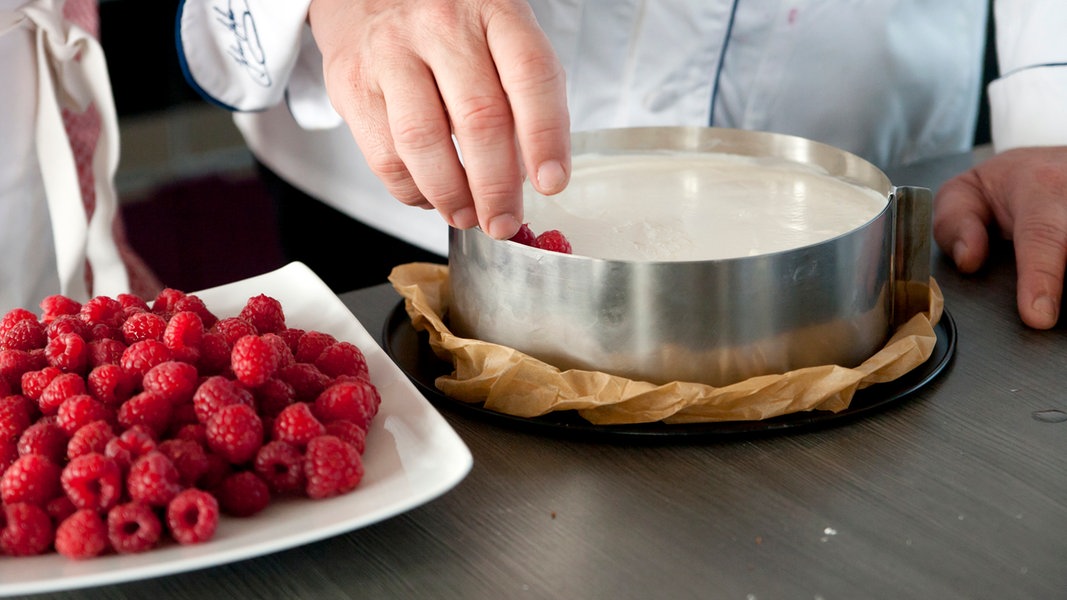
[60,0,162,300]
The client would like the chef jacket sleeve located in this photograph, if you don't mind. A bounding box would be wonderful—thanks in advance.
[175,0,342,129]
[988,0,1067,152]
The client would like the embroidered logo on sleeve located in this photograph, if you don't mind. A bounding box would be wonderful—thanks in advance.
[213,0,271,87]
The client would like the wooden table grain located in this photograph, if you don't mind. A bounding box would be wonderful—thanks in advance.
[12,147,1067,599]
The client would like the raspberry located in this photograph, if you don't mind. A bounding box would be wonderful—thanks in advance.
[116,293,150,312]
[325,419,368,454]
[87,338,128,368]
[216,470,271,517]
[1,441,17,472]
[0,378,11,399]
[272,402,326,448]
[38,372,87,415]
[142,361,199,405]
[121,311,167,344]
[294,331,337,363]
[277,363,332,402]
[167,400,200,435]
[20,366,61,401]
[1,395,33,444]
[56,394,111,436]
[534,229,573,254]
[1,502,54,556]
[54,508,109,559]
[173,294,218,328]
[0,308,37,340]
[313,379,380,430]
[192,375,255,424]
[174,423,207,446]
[231,334,280,387]
[45,494,76,524]
[107,501,162,553]
[86,322,122,342]
[87,363,137,408]
[316,341,369,380]
[126,450,182,506]
[4,393,37,422]
[261,333,295,368]
[254,440,305,495]
[61,452,123,511]
[79,295,125,328]
[304,435,364,499]
[117,391,173,437]
[120,339,173,379]
[39,294,81,322]
[254,377,296,418]
[163,311,204,363]
[44,332,90,374]
[210,317,257,346]
[151,287,186,314]
[166,488,219,545]
[509,222,538,246]
[158,438,210,487]
[0,348,44,391]
[277,327,305,354]
[206,403,263,465]
[104,425,157,472]
[66,419,115,459]
[1,454,62,505]
[2,319,47,351]
[17,420,68,463]
[46,314,88,340]
[197,452,232,491]
[239,294,286,334]
[196,331,232,375]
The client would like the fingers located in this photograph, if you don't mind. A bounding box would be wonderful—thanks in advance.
[934,148,1067,329]
[933,172,993,273]
[485,6,570,198]
[1012,210,1067,329]
[311,0,569,240]
[426,3,570,239]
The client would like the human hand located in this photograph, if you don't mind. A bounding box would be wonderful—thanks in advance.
[933,147,1067,329]
[307,0,570,240]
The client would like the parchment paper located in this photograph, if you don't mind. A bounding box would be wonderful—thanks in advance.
[389,263,944,425]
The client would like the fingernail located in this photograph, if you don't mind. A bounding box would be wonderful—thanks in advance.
[450,207,478,230]
[487,214,521,240]
[1033,295,1059,322]
[536,160,567,194]
[952,240,968,265]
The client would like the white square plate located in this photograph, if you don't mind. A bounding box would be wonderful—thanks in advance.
[0,262,472,596]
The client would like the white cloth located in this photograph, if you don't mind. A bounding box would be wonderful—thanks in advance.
[176,0,1063,258]
[0,0,129,310]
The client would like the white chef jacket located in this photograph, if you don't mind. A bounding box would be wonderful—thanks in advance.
[0,0,130,310]
[176,0,1067,258]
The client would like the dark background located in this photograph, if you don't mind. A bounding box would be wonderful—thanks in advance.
[100,0,201,117]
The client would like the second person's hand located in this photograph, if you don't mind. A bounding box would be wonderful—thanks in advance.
[933,146,1067,329]
[307,0,571,240]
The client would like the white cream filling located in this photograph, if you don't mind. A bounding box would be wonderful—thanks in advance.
[522,152,888,261]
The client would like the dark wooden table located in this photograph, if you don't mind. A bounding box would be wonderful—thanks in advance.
[13,147,1067,599]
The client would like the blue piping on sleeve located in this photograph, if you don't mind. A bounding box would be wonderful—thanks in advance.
[174,0,242,112]
[708,0,740,127]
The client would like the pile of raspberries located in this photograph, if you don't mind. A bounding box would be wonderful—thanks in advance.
[0,287,379,559]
